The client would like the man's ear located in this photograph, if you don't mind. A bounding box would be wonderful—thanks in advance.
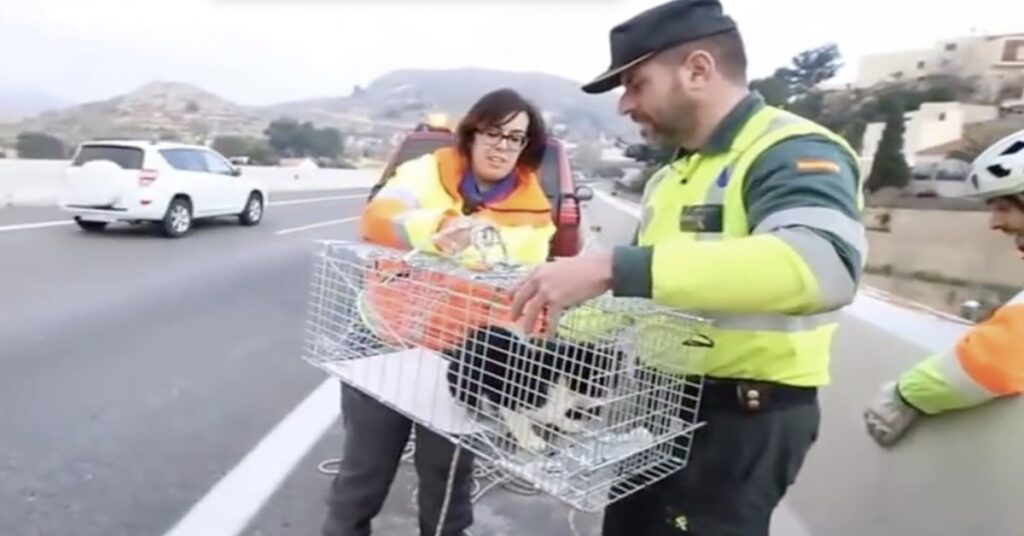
[682,49,716,86]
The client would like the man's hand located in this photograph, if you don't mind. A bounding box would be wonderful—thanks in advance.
[863,381,921,447]
[509,251,614,334]
[433,216,476,255]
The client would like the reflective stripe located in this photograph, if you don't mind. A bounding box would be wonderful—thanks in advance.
[374,185,421,209]
[771,227,857,310]
[753,207,867,258]
[706,310,839,332]
[932,351,997,405]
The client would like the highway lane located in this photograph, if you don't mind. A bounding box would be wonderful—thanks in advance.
[1,189,601,536]
[0,190,368,536]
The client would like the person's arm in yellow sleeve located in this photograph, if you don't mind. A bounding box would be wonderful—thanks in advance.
[360,153,457,254]
[865,294,1024,446]
[610,135,865,315]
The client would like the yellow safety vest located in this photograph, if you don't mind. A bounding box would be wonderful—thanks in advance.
[636,105,864,386]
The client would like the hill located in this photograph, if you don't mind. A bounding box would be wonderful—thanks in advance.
[1,68,638,146]
[6,81,268,144]
[266,67,637,140]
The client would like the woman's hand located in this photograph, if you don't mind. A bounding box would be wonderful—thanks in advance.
[433,216,477,255]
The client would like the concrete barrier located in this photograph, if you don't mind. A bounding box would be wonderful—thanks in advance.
[582,190,1023,536]
[0,159,382,207]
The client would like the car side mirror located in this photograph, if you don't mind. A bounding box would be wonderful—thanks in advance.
[230,167,242,177]
[574,185,594,202]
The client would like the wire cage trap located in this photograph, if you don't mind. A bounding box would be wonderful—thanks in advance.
[302,237,715,512]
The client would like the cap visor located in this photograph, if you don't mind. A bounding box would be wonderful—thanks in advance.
[581,52,654,94]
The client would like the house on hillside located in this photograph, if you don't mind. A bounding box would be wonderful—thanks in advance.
[854,32,1024,104]
[862,106,1024,197]
[861,101,999,169]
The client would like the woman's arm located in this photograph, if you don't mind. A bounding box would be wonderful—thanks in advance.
[360,154,456,253]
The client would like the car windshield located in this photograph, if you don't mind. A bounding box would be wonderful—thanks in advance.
[71,145,144,169]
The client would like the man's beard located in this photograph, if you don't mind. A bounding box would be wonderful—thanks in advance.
[633,94,697,151]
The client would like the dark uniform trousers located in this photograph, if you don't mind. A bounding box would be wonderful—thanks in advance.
[322,384,476,536]
[601,378,821,536]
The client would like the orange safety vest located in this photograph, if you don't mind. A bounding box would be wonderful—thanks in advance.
[359,147,555,351]
[898,290,1024,414]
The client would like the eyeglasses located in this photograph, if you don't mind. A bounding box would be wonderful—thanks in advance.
[476,128,527,150]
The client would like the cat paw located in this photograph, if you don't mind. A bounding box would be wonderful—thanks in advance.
[518,433,548,454]
[554,417,584,434]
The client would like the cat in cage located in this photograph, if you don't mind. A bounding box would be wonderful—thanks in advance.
[443,325,622,453]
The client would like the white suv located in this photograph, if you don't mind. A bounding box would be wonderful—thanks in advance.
[58,140,269,237]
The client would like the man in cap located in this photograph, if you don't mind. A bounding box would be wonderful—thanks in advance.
[509,0,866,534]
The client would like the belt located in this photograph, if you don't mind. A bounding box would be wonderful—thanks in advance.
[697,377,817,413]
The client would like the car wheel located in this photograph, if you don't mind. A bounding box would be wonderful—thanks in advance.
[162,197,193,238]
[76,219,107,232]
[239,192,263,226]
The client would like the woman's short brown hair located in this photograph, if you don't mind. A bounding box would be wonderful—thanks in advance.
[456,88,548,171]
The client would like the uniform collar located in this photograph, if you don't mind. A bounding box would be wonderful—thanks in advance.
[676,91,766,158]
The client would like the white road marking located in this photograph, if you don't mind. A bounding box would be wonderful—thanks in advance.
[0,220,74,233]
[163,379,340,536]
[274,217,359,236]
[268,194,367,207]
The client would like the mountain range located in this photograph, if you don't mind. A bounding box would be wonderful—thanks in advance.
[0,68,639,146]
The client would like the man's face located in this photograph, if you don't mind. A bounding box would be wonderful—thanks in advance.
[987,196,1024,256]
[617,55,701,148]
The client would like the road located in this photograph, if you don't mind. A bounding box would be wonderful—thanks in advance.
[0,190,599,536]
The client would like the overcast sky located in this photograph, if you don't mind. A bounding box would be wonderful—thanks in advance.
[1,0,1021,105]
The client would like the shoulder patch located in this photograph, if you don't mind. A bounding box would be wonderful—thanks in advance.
[795,158,841,174]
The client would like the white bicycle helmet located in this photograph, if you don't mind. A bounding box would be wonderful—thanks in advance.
[958,128,1024,200]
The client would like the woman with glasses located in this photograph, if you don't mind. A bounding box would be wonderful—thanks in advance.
[323,88,555,536]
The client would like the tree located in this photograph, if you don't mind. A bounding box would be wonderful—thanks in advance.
[865,97,910,192]
[841,119,868,154]
[16,132,66,159]
[310,126,343,159]
[749,44,843,123]
[749,72,790,106]
[775,44,843,96]
[213,135,278,166]
[264,117,344,159]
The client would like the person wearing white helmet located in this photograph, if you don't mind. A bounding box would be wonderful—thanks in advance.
[864,128,1024,447]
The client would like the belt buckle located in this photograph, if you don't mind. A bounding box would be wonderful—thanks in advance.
[736,382,764,412]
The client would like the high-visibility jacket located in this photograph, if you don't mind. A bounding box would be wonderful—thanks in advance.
[897,289,1024,414]
[359,147,556,351]
[360,146,556,267]
[630,105,865,384]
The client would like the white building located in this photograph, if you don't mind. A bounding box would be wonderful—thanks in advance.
[861,101,999,170]
[855,33,1024,103]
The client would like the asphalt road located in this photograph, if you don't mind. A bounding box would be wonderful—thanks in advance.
[0,190,601,536]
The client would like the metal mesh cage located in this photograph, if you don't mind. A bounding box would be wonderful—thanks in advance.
[302,239,713,512]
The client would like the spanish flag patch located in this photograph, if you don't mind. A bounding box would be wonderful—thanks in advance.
[795,158,841,174]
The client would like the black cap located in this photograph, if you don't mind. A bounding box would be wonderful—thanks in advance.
[582,0,738,94]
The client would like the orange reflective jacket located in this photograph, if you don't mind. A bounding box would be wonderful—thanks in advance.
[360,147,555,266]
[898,290,1024,414]
[358,147,555,351]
